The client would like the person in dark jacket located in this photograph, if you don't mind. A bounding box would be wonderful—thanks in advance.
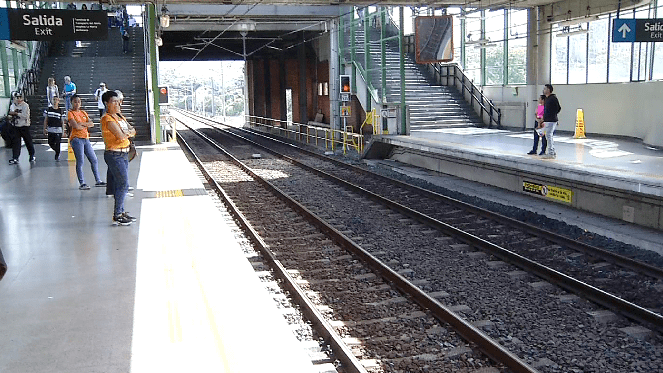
[541,84,561,159]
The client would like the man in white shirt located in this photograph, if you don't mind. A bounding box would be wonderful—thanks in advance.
[94,82,108,118]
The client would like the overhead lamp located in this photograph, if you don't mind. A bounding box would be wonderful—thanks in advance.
[466,38,491,45]
[237,20,256,32]
[160,5,170,28]
[474,42,497,49]
[556,26,589,37]
[555,15,599,28]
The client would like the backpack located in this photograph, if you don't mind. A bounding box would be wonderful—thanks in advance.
[0,116,13,148]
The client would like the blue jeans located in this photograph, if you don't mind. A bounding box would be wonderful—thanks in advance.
[104,151,129,217]
[71,138,102,185]
[543,121,558,156]
[64,95,72,112]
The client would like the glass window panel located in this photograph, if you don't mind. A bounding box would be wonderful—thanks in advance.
[608,13,632,82]
[551,32,568,84]
[568,32,587,84]
[587,17,608,83]
[464,13,481,82]
[403,7,414,35]
[484,10,504,85]
[452,9,461,63]
[631,43,647,81]
[507,9,527,84]
[653,43,663,80]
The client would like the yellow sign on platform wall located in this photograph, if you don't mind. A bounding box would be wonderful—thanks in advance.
[340,106,351,117]
[523,181,573,204]
[574,109,586,139]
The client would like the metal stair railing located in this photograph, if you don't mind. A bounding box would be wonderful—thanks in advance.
[17,41,49,97]
[437,63,501,128]
[400,34,501,129]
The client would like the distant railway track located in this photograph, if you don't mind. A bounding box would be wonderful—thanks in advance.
[174,111,663,372]
[176,116,532,373]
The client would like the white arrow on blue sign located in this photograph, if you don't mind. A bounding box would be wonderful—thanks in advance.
[612,19,636,42]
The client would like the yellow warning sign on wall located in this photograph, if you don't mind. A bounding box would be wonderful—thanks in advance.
[574,109,586,139]
[523,181,573,204]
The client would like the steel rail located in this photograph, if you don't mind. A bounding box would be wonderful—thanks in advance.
[176,116,539,373]
[175,110,663,334]
[175,128,369,373]
[176,109,663,282]
[179,117,539,372]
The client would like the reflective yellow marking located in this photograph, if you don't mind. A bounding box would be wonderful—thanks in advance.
[156,190,184,198]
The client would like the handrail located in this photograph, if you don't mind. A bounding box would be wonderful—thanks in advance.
[433,62,501,128]
[245,114,364,155]
[352,60,381,105]
[17,41,49,96]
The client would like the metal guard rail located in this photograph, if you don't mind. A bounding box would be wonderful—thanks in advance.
[245,115,364,155]
[17,41,49,96]
[436,62,501,128]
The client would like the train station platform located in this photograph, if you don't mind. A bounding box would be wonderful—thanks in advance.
[0,142,316,372]
[364,127,663,231]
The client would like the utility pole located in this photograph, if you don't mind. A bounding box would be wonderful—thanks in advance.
[211,76,215,118]
[220,61,226,120]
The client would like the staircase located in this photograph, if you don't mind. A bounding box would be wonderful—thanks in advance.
[25,27,149,143]
[348,27,484,131]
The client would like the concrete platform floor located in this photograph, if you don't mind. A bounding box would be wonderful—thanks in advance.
[0,142,316,373]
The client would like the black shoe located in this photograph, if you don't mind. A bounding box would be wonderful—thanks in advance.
[113,214,132,226]
[527,150,537,155]
[29,156,36,162]
[79,184,90,190]
[122,212,137,222]
[55,153,60,161]
[538,151,546,156]
[95,181,107,187]
[8,159,18,165]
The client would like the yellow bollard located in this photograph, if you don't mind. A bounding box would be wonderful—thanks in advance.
[67,138,75,161]
[573,109,586,139]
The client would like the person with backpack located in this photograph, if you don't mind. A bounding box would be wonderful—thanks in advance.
[7,92,35,164]
[122,29,130,54]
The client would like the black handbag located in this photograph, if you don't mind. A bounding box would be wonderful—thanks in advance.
[128,139,137,162]
[0,247,7,281]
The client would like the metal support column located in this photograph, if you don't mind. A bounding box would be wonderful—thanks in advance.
[330,18,340,132]
[399,6,406,134]
[380,7,386,102]
[0,41,10,97]
[147,3,161,143]
[364,8,371,111]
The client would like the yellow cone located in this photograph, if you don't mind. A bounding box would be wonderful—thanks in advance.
[68,138,75,161]
[573,109,586,139]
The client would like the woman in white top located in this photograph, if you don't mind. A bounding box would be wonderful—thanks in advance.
[46,77,59,108]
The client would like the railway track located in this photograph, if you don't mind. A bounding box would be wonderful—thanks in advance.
[175,111,663,317]
[176,117,531,373]
[174,111,663,372]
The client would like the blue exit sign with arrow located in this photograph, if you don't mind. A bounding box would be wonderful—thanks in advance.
[612,18,663,42]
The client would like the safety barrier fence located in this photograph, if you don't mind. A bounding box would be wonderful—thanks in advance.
[245,115,364,155]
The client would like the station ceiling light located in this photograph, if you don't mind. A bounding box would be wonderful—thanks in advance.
[160,5,170,28]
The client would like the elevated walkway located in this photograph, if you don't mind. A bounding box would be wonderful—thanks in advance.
[0,142,316,372]
[364,127,663,231]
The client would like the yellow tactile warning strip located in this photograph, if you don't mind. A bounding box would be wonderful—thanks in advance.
[143,188,208,199]
[155,190,184,198]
